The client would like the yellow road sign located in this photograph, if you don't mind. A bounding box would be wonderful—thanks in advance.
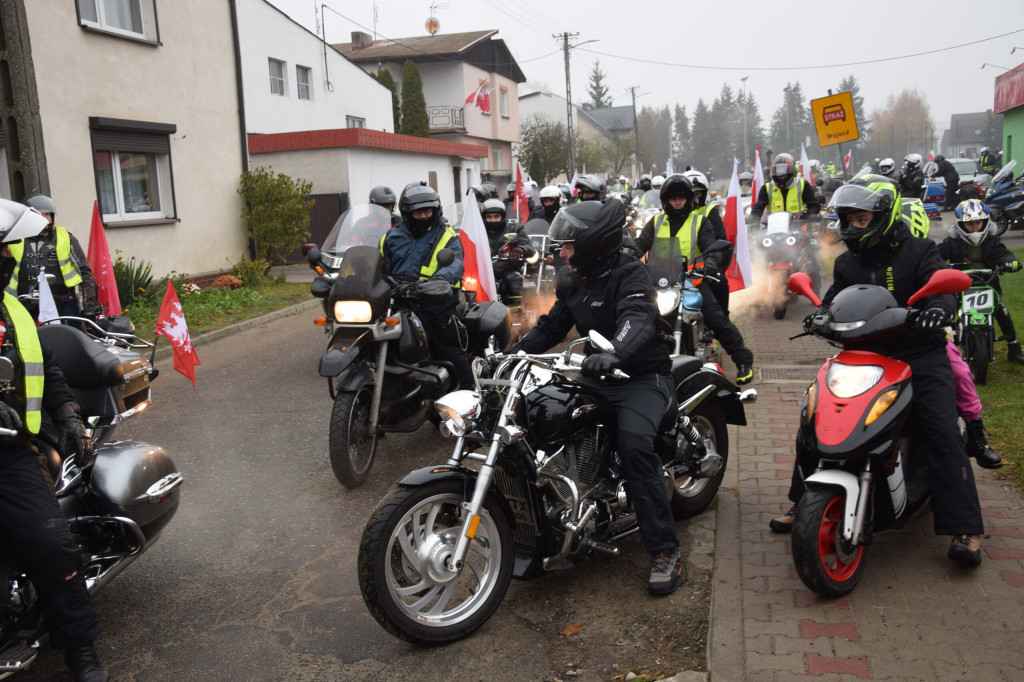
[811,92,860,147]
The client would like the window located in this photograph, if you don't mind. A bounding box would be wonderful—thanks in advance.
[493,148,502,169]
[296,66,312,100]
[90,117,176,224]
[346,116,366,129]
[77,0,159,43]
[500,88,509,118]
[269,59,286,96]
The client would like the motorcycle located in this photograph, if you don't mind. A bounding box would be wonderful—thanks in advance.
[951,264,1010,385]
[647,234,731,362]
[1,320,180,676]
[491,231,541,331]
[521,217,557,299]
[357,330,755,644]
[784,268,971,597]
[758,212,821,320]
[630,190,662,240]
[984,160,1024,237]
[307,220,512,488]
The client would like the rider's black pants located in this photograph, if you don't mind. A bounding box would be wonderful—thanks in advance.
[991,278,1018,343]
[699,283,753,366]
[578,373,679,555]
[420,309,474,390]
[0,443,101,649]
[787,344,983,536]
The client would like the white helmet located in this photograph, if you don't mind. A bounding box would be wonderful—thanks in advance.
[539,185,562,204]
[954,199,992,247]
[651,175,665,189]
[981,146,989,154]
[0,199,48,244]
[904,153,922,168]
[682,170,710,206]
[879,158,895,174]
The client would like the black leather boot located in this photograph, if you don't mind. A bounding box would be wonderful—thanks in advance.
[965,418,1002,469]
[64,644,108,682]
[1008,341,1024,366]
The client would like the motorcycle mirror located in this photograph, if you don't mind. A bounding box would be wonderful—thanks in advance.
[305,246,321,265]
[301,243,317,256]
[0,357,13,384]
[787,272,822,306]
[907,269,971,306]
[588,329,617,355]
[436,248,455,268]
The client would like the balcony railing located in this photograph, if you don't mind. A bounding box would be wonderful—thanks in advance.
[427,105,466,132]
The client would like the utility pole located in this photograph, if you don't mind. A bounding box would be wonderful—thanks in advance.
[741,76,749,170]
[630,86,641,180]
[557,32,580,174]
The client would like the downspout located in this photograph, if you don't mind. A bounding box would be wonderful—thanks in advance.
[228,0,255,259]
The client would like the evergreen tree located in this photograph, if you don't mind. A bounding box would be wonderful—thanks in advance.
[689,99,715,177]
[672,104,691,171]
[710,84,737,179]
[737,89,766,170]
[375,67,401,134]
[399,60,430,137]
[769,81,811,156]
[836,75,870,146]
[637,105,672,174]
[583,61,613,110]
[528,150,544,186]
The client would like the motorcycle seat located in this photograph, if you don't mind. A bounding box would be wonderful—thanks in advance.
[38,324,127,389]
[669,355,703,385]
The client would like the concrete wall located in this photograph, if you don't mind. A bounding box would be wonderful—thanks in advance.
[1003,108,1024,171]
[22,0,247,277]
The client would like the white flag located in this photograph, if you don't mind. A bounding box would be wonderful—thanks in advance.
[800,142,816,186]
[36,269,60,324]
[457,193,498,302]
[666,158,675,176]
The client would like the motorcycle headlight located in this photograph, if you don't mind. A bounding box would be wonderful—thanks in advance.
[656,287,681,316]
[434,390,483,436]
[825,362,884,398]
[785,236,797,246]
[526,251,540,264]
[762,237,773,248]
[333,300,373,323]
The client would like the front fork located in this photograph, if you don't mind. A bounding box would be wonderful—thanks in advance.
[804,463,873,544]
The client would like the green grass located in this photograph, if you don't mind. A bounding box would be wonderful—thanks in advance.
[975,245,1024,490]
[122,281,311,340]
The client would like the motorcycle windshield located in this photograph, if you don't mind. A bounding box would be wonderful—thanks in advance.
[641,190,662,209]
[332,245,390,317]
[321,204,393,257]
[647,235,684,288]
[990,159,1017,188]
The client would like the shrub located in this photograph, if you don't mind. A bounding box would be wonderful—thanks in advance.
[238,166,314,272]
[211,274,242,290]
[231,257,272,289]
[114,251,156,306]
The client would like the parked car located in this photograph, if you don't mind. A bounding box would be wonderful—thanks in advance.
[922,158,991,211]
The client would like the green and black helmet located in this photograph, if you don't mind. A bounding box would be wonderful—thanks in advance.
[829,174,903,253]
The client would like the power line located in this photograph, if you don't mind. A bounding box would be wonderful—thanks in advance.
[578,27,1024,71]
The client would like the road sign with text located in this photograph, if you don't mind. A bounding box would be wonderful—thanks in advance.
[811,92,860,147]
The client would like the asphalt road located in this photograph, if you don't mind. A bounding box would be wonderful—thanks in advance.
[20,306,714,682]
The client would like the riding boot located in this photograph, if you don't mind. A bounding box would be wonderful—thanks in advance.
[1007,341,1024,365]
[964,418,1003,469]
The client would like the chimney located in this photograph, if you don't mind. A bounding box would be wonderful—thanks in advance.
[351,31,373,50]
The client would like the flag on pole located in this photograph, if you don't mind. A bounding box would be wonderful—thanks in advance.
[36,269,60,324]
[844,149,852,171]
[86,200,121,316]
[569,169,579,196]
[515,163,531,224]
[723,159,752,292]
[464,82,490,113]
[155,280,201,387]
[928,150,935,162]
[799,142,815,186]
[750,144,764,205]
[665,158,675,176]
[458,193,498,302]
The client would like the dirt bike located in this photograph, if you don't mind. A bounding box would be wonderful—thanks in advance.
[758,213,821,320]
[784,268,971,597]
[951,265,1011,385]
[1,321,180,676]
[357,330,756,644]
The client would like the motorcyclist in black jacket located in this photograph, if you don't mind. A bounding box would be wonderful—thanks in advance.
[528,185,563,224]
[932,155,961,211]
[480,199,536,306]
[509,199,684,596]
[899,153,925,200]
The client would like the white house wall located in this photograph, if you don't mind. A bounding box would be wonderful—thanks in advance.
[24,0,247,278]
[238,0,393,134]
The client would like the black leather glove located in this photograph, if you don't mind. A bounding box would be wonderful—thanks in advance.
[802,313,817,333]
[81,299,103,317]
[0,402,23,435]
[580,352,620,379]
[509,247,525,262]
[55,402,95,468]
[908,307,950,331]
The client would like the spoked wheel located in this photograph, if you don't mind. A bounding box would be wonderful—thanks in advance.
[358,480,514,645]
[771,269,789,320]
[791,487,866,597]
[965,328,991,385]
[670,402,728,519]
[329,386,378,488]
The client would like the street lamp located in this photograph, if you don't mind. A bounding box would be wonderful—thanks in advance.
[980,63,1010,71]
[783,85,792,150]
[741,76,749,169]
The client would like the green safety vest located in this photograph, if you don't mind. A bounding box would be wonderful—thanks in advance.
[380,224,462,288]
[6,226,83,297]
[768,178,806,214]
[1,294,44,434]
[654,211,704,260]
[979,153,996,174]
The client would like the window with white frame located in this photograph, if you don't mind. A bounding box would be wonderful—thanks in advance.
[346,116,366,129]
[269,59,286,96]
[296,65,312,100]
[90,118,176,224]
[500,88,509,118]
[493,148,502,169]
[77,0,159,43]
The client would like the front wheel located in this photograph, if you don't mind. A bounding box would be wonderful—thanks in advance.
[965,328,991,385]
[992,217,1009,237]
[329,385,378,488]
[670,402,728,519]
[791,486,866,597]
[771,268,789,320]
[358,479,514,645]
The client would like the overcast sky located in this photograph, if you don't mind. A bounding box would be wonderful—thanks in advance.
[267,0,1024,151]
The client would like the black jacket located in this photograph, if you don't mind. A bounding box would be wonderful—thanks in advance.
[516,252,670,377]
[634,208,722,272]
[937,233,1016,269]
[934,159,959,187]
[899,167,925,199]
[822,222,954,351]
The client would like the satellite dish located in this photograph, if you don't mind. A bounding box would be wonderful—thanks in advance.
[425,17,440,35]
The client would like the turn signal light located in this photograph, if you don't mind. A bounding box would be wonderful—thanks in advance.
[865,389,899,425]
[385,316,400,326]
[806,382,817,421]
[313,316,328,327]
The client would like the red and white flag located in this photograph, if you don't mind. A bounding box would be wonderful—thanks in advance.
[750,144,763,204]
[800,142,815,186]
[723,159,752,292]
[515,164,531,223]
[464,82,490,113]
[928,150,935,162]
[156,280,201,387]
[86,200,121,316]
[844,149,852,171]
[457,193,497,302]
[569,169,579,196]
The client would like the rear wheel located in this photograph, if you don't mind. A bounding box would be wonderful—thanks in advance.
[670,402,728,519]
[992,217,1009,237]
[329,385,378,488]
[792,487,866,597]
[966,328,991,385]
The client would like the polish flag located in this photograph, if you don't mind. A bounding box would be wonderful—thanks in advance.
[86,200,121,316]
[800,142,815,186]
[750,144,764,206]
[155,280,200,387]
[723,159,752,292]
[464,82,490,113]
[458,193,497,302]
[569,169,579,196]
[515,164,531,223]
[844,149,852,171]
[928,150,935,162]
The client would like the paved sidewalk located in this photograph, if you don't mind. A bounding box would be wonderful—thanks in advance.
[708,290,1024,681]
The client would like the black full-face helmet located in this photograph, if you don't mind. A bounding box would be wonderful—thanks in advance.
[771,153,796,187]
[829,174,903,253]
[399,182,442,236]
[548,200,625,275]
[575,174,607,202]
[660,174,696,219]
[481,198,507,235]
[368,185,396,210]
[638,174,653,192]
[480,181,498,199]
